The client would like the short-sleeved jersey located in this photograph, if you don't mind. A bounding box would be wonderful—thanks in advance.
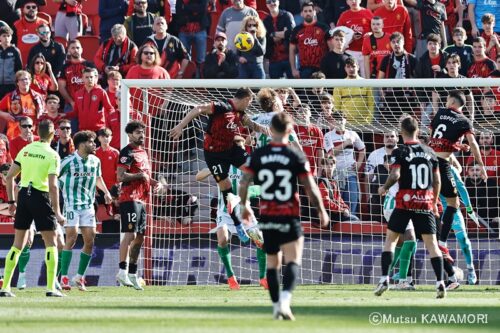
[323,129,366,171]
[294,123,324,176]
[389,142,438,211]
[429,107,473,152]
[14,141,60,192]
[362,32,392,78]
[244,143,310,222]
[290,22,329,68]
[416,0,447,38]
[467,58,496,78]
[59,152,102,211]
[57,60,96,100]
[118,144,151,203]
[204,99,245,153]
[336,8,374,52]
[251,112,298,148]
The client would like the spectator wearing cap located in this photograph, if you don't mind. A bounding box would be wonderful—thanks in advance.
[124,0,156,47]
[0,26,23,100]
[263,0,295,79]
[217,0,258,53]
[373,0,413,53]
[203,31,239,78]
[26,23,66,77]
[14,0,49,66]
[320,29,349,79]
[54,0,84,41]
[99,0,129,42]
[289,2,329,78]
[95,24,138,79]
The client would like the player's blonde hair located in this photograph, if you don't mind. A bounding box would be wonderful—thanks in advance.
[257,88,279,113]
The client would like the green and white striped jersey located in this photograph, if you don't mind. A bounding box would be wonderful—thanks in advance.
[217,165,241,215]
[59,152,102,211]
[251,112,298,148]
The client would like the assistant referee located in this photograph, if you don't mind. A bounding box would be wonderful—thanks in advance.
[0,120,66,297]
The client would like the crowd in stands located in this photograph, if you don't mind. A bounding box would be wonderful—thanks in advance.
[0,0,499,229]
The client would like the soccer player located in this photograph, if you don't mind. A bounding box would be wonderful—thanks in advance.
[59,131,112,291]
[0,119,66,297]
[429,90,487,245]
[169,88,268,243]
[117,121,163,290]
[240,112,329,320]
[375,116,446,298]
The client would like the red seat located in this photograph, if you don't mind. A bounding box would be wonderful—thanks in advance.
[85,0,100,16]
[54,36,68,49]
[37,11,53,28]
[76,35,101,61]
[90,15,101,36]
[40,1,60,17]
[182,61,197,79]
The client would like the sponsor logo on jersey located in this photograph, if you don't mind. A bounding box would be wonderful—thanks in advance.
[304,37,319,46]
[73,172,93,177]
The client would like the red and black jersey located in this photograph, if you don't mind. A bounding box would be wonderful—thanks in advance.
[293,123,324,176]
[429,107,473,152]
[243,143,310,222]
[290,21,329,69]
[389,141,438,211]
[118,144,151,203]
[416,0,447,39]
[467,58,496,78]
[203,99,245,153]
[57,60,96,100]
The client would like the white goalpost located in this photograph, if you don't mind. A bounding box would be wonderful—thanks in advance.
[120,78,500,286]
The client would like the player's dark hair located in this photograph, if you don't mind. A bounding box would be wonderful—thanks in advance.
[400,116,418,135]
[257,88,278,113]
[390,32,404,42]
[311,71,326,79]
[125,120,146,134]
[344,56,358,67]
[97,127,112,137]
[234,87,253,100]
[38,119,54,141]
[426,33,441,44]
[271,112,293,134]
[17,116,31,124]
[448,90,466,107]
[73,130,97,149]
[472,36,486,46]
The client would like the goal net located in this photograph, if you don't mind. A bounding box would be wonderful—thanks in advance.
[120,78,500,286]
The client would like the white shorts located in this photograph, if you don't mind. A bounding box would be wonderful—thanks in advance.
[216,212,257,235]
[65,208,96,228]
[383,195,414,232]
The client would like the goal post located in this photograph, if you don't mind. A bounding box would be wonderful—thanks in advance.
[120,78,500,286]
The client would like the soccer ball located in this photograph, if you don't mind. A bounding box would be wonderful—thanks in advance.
[453,266,464,281]
[138,277,146,287]
[234,32,254,52]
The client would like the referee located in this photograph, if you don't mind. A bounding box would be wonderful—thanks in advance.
[0,120,66,297]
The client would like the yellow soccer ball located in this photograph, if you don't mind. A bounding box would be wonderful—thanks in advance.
[234,32,255,52]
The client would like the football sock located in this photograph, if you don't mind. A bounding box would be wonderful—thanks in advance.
[217,246,234,278]
[77,252,92,276]
[388,246,402,275]
[17,246,31,273]
[256,247,267,279]
[430,256,444,282]
[381,251,393,277]
[119,261,128,270]
[266,268,280,303]
[45,247,58,291]
[398,240,416,281]
[57,251,62,276]
[283,262,299,292]
[221,189,241,226]
[440,206,458,243]
[60,249,73,276]
[443,258,455,277]
[1,247,21,291]
[129,263,138,275]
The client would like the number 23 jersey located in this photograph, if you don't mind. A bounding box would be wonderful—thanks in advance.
[243,143,310,222]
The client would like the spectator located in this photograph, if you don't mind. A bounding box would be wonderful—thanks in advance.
[293,105,324,177]
[365,129,398,176]
[95,24,138,79]
[333,57,375,125]
[27,53,58,100]
[99,0,129,42]
[0,0,20,29]
[203,31,239,78]
[124,0,156,47]
[444,27,474,76]
[278,0,302,25]
[13,0,49,66]
[0,26,22,100]
[323,111,366,215]
[298,71,328,119]
[145,17,189,79]
[0,135,12,165]
[317,156,360,225]
[105,70,122,150]
[468,0,500,37]
[0,70,44,140]
[66,67,114,132]
[318,0,348,29]
[466,130,500,184]
[176,0,210,70]
[367,0,403,11]
[316,92,336,131]
[54,0,83,40]
[263,0,295,79]
[237,16,266,79]
[373,0,413,53]
[50,118,74,159]
[289,2,329,78]
[362,16,392,79]
[27,23,66,77]
[467,37,496,78]
[8,116,39,160]
[336,0,373,78]
[38,94,66,139]
[95,127,120,191]
[276,87,301,113]
[476,91,500,125]
[465,162,499,222]
[480,13,500,61]
[217,0,258,53]
[58,39,96,112]
[320,29,349,79]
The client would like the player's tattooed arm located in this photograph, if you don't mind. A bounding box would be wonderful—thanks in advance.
[379,166,400,196]
[241,114,271,136]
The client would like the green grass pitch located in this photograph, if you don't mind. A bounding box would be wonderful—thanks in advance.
[1,285,499,333]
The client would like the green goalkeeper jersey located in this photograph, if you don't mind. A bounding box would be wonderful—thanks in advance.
[59,152,102,211]
[251,112,298,148]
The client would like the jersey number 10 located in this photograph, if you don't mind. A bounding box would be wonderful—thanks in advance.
[409,164,430,189]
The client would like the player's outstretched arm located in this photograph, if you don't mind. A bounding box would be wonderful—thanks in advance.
[169,103,212,140]
[299,174,329,228]
[466,133,488,180]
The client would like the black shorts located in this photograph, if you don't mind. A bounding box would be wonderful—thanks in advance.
[15,187,57,232]
[120,201,147,234]
[388,208,437,235]
[260,218,303,255]
[204,145,248,182]
[438,157,458,198]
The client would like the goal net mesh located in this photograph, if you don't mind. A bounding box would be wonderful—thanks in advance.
[121,79,500,286]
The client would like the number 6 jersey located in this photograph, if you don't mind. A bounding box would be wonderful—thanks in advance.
[243,142,311,223]
[429,107,473,152]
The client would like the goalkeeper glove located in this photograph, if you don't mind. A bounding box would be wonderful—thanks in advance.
[466,206,480,226]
